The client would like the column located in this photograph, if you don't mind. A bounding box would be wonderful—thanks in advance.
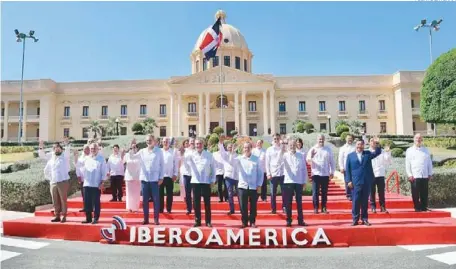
[234,91,239,133]
[394,88,413,135]
[177,93,182,137]
[3,101,9,141]
[269,89,276,134]
[21,100,27,141]
[262,90,269,135]
[241,90,247,135]
[205,93,210,135]
[169,94,174,137]
[198,92,204,136]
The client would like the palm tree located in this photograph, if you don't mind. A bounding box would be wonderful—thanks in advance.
[349,120,363,135]
[87,120,102,138]
[143,117,157,134]
[105,117,124,136]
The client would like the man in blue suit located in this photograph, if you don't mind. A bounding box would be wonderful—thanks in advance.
[345,138,382,226]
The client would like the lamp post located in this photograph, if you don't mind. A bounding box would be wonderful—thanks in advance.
[327,115,332,133]
[414,18,443,136]
[115,117,120,136]
[14,29,39,144]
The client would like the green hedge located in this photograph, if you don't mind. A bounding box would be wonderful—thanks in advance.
[399,168,456,208]
[0,161,32,174]
[1,146,36,154]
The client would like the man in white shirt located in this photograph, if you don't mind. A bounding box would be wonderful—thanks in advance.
[338,134,355,201]
[160,137,178,213]
[306,134,336,214]
[406,133,433,212]
[75,145,90,212]
[212,145,227,203]
[233,142,264,228]
[107,144,125,202]
[81,143,108,224]
[179,138,195,214]
[183,138,216,227]
[129,135,164,225]
[369,140,392,213]
[283,138,308,227]
[265,133,286,214]
[218,137,239,215]
[42,142,71,223]
[252,139,267,202]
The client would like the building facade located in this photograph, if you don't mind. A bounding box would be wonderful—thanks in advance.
[1,10,432,142]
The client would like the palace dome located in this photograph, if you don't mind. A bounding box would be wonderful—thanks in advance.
[193,10,249,52]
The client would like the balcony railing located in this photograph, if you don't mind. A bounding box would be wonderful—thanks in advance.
[187,112,198,117]
[138,114,147,118]
[277,111,288,119]
[377,109,388,118]
[159,114,167,118]
[99,115,109,120]
[297,111,308,119]
[338,110,349,117]
[358,110,369,117]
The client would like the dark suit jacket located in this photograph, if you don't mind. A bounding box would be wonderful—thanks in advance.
[345,147,381,186]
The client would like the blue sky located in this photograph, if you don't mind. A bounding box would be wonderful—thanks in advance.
[2,1,455,82]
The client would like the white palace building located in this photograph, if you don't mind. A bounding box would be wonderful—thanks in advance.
[1,10,432,142]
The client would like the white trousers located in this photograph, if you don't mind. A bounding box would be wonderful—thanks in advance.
[125,180,141,211]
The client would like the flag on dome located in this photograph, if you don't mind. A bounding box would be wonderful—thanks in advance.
[199,17,223,61]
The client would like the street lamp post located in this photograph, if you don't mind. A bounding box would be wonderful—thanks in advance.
[414,18,443,136]
[327,115,332,133]
[14,29,39,144]
[115,118,120,136]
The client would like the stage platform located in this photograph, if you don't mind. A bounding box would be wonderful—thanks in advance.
[4,189,456,248]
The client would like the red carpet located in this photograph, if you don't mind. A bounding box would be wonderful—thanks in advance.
[4,189,456,248]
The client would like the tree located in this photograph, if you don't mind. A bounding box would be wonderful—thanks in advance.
[292,120,305,133]
[105,117,124,136]
[335,119,350,129]
[349,120,363,135]
[142,118,158,134]
[132,122,144,134]
[213,126,224,135]
[420,48,456,124]
[87,120,102,138]
[295,122,305,133]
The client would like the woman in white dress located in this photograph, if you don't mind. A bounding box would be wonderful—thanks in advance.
[124,142,141,212]
[178,139,190,200]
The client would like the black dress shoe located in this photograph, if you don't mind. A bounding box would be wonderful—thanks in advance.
[79,209,85,212]
[82,220,91,224]
[372,208,377,213]
[362,221,371,226]
[250,223,257,228]
[321,207,328,214]
[286,222,292,227]
[380,206,388,213]
[51,217,61,222]
[193,222,201,227]
[298,222,308,226]
[313,209,319,214]
[241,223,247,228]
[206,223,212,227]
[143,220,149,225]
[227,211,234,216]
[186,211,191,215]
[351,221,358,226]
[154,220,160,225]
[422,208,431,212]
[271,210,276,214]
[415,208,422,212]
[109,199,116,202]
[91,220,98,224]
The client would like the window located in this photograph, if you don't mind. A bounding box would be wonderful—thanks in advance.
[248,101,256,112]
[319,101,326,112]
[379,100,386,111]
[121,105,127,116]
[140,105,147,115]
[120,127,127,136]
[1,108,4,116]
[196,60,199,72]
[320,123,327,131]
[224,56,230,67]
[216,95,228,108]
[203,59,207,71]
[212,56,219,67]
[64,106,70,117]
[298,101,306,112]
[279,124,286,134]
[101,106,108,116]
[82,128,89,138]
[362,122,367,133]
[188,102,197,113]
[37,107,40,116]
[160,104,166,116]
[235,57,241,69]
[278,102,286,112]
[244,59,248,71]
[64,128,70,137]
[411,99,415,108]
[160,126,166,137]
[101,128,107,137]
[82,106,89,117]
[380,122,387,133]
[359,100,366,112]
[339,101,346,111]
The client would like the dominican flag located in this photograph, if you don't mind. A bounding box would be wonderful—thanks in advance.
[199,17,223,61]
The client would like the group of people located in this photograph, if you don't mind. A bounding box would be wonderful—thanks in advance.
[39,132,433,228]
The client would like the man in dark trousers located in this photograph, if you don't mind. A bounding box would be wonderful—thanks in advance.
[345,137,381,226]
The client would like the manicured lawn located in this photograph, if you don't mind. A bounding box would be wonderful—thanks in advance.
[0,152,35,164]
[428,147,456,157]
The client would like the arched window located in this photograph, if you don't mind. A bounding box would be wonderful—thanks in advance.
[216,95,229,108]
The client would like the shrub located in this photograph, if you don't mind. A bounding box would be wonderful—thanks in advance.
[399,168,456,208]
[336,125,350,137]
[0,161,32,174]
[379,139,396,149]
[1,146,36,154]
[391,148,404,157]
[207,134,219,146]
[131,123,144,134]
[423,137,456,148]
[230,130,238,136]
[340,131,350,141]
[213,126,224,135]
[295,122,305,133]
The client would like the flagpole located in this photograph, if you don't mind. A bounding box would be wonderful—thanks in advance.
[220,54,223,133]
